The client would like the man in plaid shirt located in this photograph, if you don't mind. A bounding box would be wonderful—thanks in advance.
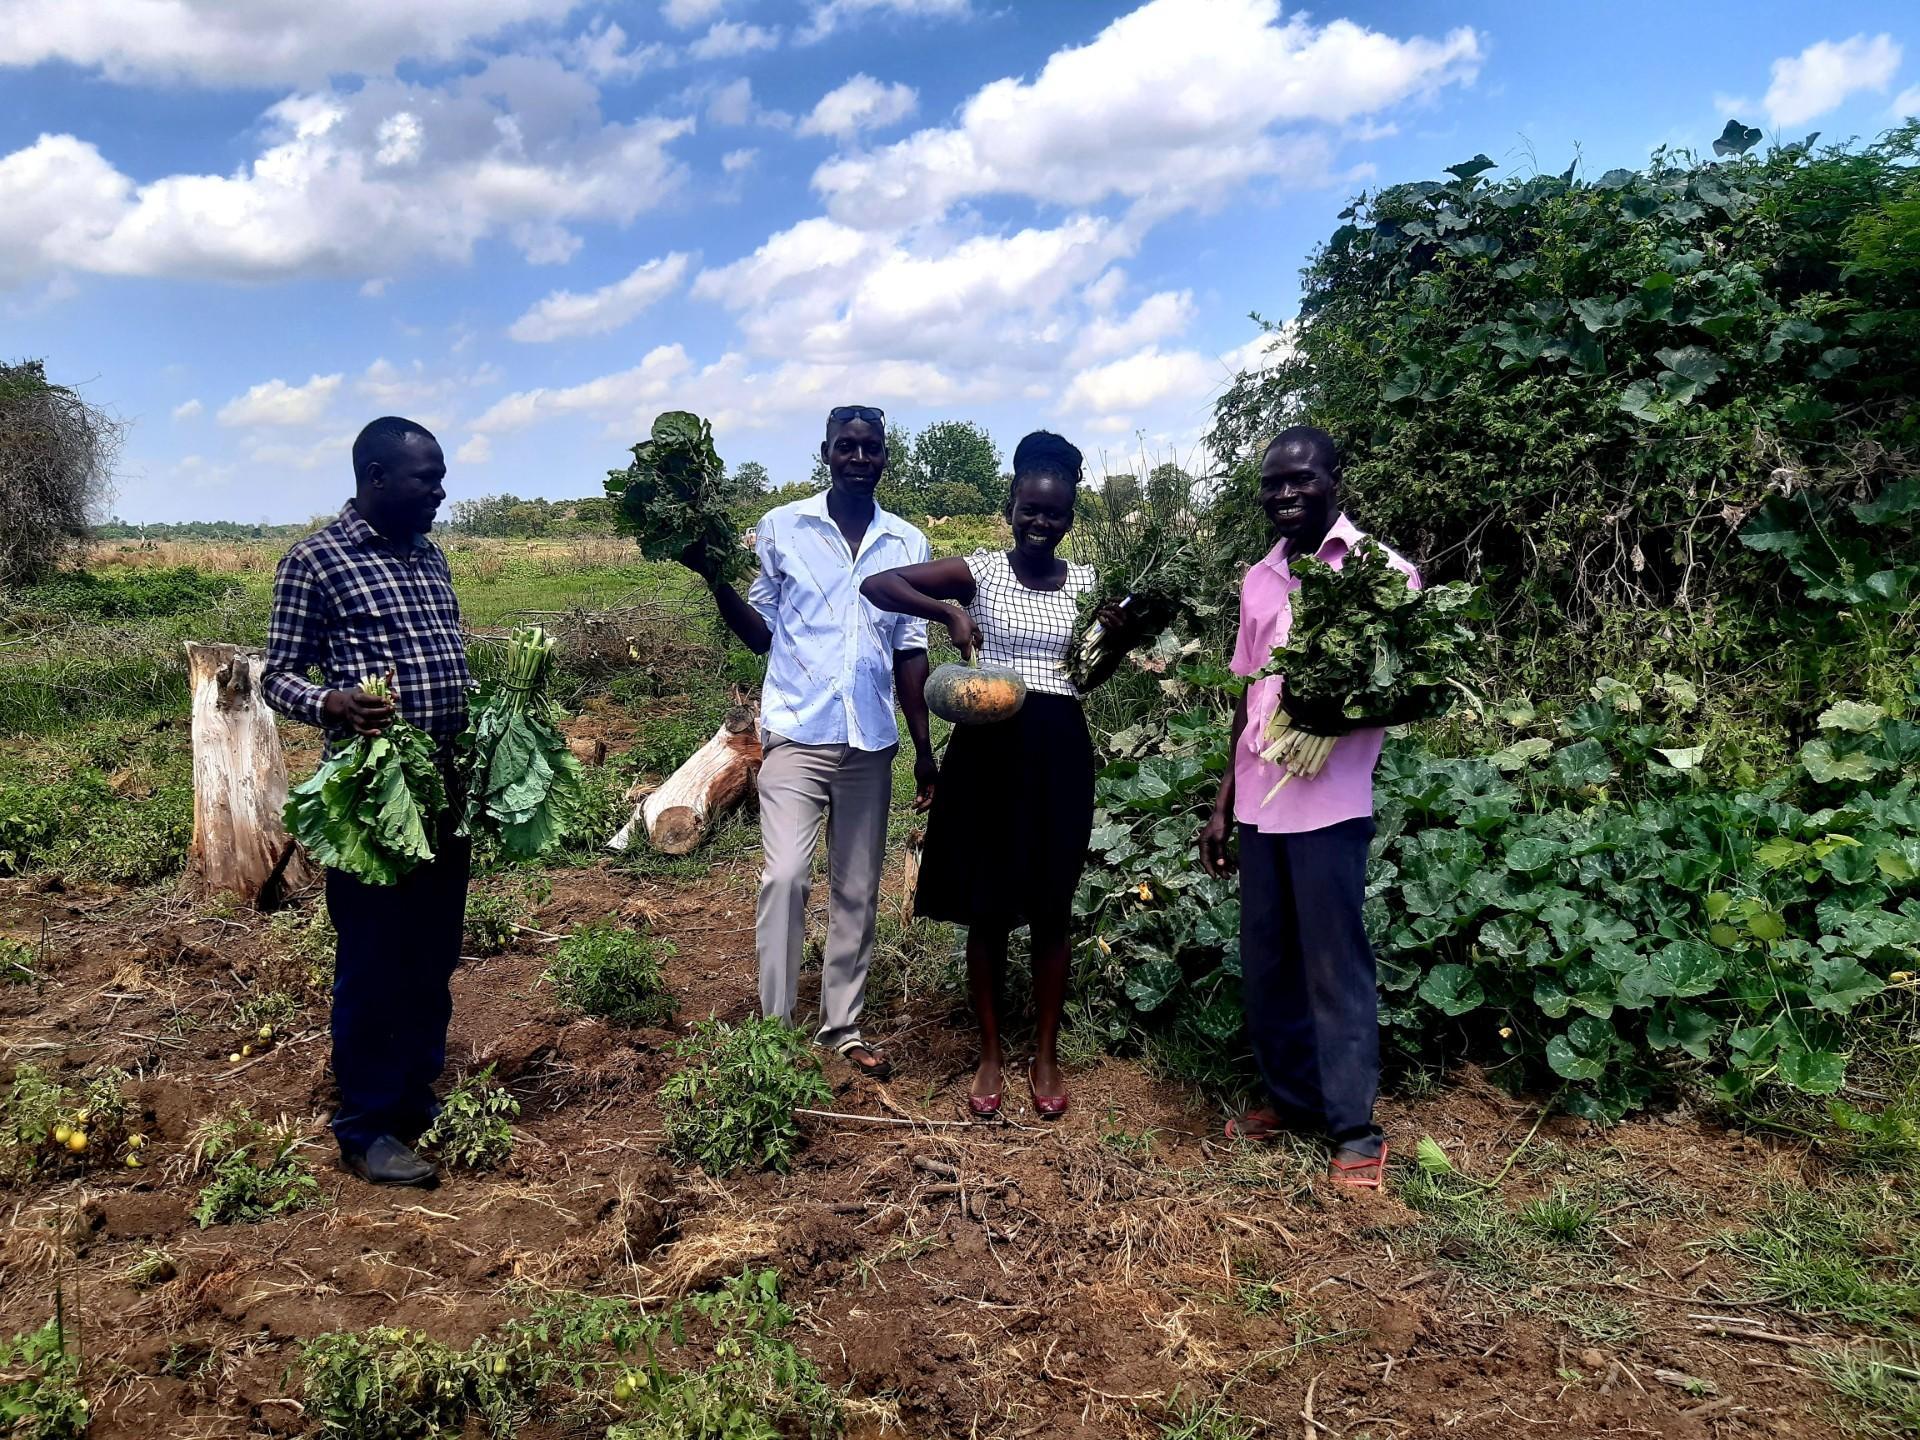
[264,415,471,1187]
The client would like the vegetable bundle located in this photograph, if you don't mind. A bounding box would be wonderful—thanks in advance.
[1065,479,1208,690]
[460,626,585,860]
[604,410,749,584]
[284,674,448,885]
[1256,540,1480,793]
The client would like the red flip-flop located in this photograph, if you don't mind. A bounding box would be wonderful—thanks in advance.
[1224,1108,1285,1143]
[1329,1139,1388,1189]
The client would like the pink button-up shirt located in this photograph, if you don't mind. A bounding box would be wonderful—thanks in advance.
[1228,513,1421,834]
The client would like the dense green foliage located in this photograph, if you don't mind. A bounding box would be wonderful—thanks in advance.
[189,1110,321,1227]
[299,1326,536,1440]
[543,921,676,1026]
[1069,124,1920,1117]
[658,1018,832,1176]
[1210,123,1920,732]
[285,677,449,885]
[605,411,754,584]
[1077,676,1920,1116]
[419,1067,518,1172]
[0,1320,88,1439]
[9,565,239,620]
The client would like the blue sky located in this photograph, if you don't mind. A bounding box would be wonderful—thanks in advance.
[3,1,1916,524]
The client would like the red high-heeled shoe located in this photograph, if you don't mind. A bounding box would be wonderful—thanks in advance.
[1029,1074,1068,1120]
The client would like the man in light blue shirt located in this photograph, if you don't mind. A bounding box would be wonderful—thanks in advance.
[680,405,934,1078]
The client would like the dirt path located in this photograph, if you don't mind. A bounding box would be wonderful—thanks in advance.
[0,854,1852,1438]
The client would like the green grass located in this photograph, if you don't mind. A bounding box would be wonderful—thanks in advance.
[1723,1183,1920,1341]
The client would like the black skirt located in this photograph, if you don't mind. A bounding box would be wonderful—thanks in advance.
[913,692,1095,935]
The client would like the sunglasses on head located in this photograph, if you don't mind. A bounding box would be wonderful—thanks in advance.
[827,405,885,425]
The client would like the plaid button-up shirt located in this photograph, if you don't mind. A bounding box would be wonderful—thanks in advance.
[263,502,472,741]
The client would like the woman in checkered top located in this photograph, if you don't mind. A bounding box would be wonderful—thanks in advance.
[862,431,1144,1121]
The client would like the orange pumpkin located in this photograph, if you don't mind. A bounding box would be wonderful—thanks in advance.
[926,658,1027,724]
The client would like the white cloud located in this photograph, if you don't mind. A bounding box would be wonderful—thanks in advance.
[1896,85,1920,119]
[1763,34,1902,128]
[171,398,203,421]
[1062,346,1216,417]
[813,0,1479,226]
[798,75,918,139]
[721,147,758,173]
[218,373,343,428]
[1073,289,1195,364]
[662,0,728,30]
[456,435,493,464]
[356,357,504,407]
[706,78,757,126]
[0,0,580,86]
[689,22,780,61]
[566,20,672,80]
[0,61,694,286]
[247,432,356,471]
[801,0,971,44]
[508,252,691,342]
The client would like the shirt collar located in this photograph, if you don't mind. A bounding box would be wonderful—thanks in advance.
[1263,511,1364,574]
[791,486,911,541]
[340,500,429,552]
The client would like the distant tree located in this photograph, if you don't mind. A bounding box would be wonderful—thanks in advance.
[0,360,121,584]
[1145,462,1195,512]
[733,460,772,493]
[913,421,1002,512]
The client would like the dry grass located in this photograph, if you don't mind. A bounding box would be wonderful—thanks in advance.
[83,539,279,574]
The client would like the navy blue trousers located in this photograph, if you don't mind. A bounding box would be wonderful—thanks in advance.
[1238,818,1382,1153]
[324,835,470,1153]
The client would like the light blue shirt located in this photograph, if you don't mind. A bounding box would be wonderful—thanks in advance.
[747,489,931,751]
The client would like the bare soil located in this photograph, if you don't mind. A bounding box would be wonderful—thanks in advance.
[0,764,1866,1438]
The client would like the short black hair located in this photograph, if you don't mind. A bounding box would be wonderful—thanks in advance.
[1008,430,1083,503]
[1265,424,1340,478]
[353,416,437,485]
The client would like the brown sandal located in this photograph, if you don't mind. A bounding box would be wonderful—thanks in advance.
[834,1040,893,1081]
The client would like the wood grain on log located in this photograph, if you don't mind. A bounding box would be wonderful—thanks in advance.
[185,643,315,907]
[609,705,761,855]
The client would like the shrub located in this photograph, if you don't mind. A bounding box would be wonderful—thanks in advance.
[189,1109,320,1227]
[14,566,239,621]
[299,1327,535,1440]
[658,1018,832,1176]
[463,889,526,957]
[514,1268,839,1440]
[419,1067,518,1172]
[0,1319,88,1439]
[0,359,121,587]
[545,922,675,1026]
[1074,680,1920,1121]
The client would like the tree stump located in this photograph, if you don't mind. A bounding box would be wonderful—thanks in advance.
[185,643,315,907]
[609,705,762,855]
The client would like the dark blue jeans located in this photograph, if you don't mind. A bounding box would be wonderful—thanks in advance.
[1238,818,1383,1154]
[324,834,471,1153]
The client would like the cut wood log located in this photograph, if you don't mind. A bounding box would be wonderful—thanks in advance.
[185,643,316,907]
[609,705,762,855]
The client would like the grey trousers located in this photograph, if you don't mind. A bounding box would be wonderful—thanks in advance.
[755,734,896,1049]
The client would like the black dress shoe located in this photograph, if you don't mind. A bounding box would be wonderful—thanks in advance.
[341,1135,439,1187]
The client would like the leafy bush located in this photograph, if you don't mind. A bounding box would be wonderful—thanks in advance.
[1209,123,1920,730]
[0,766,191,885]
[545,922,676,1026]
[13,566,239,621]
[419,1067,518,1172]
[1,1065,131,1181]
[514,1269,839,1440]
[658,1018,832,1176]
[189,1109,320,1227]
[1075,677,1920,1120]
[463,889,526,957]
[299,1326,535,1440]
[0,1319,88,1439]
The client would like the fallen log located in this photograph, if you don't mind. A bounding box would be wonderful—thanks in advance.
[185,642,316,907]
[610,705,762,855]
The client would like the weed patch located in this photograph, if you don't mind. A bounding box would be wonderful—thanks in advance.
[1723,1183,1920,1341]
[544,921,675,1026]
[658,1018,832,1177]
[189,1108,321,1228]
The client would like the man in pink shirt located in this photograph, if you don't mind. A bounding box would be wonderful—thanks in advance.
[1199,426,1419,1189]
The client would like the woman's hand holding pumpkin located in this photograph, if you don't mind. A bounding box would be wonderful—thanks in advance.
[945,605,980,662]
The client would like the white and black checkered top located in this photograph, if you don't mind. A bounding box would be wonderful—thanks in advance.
[963,549,1096,699]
